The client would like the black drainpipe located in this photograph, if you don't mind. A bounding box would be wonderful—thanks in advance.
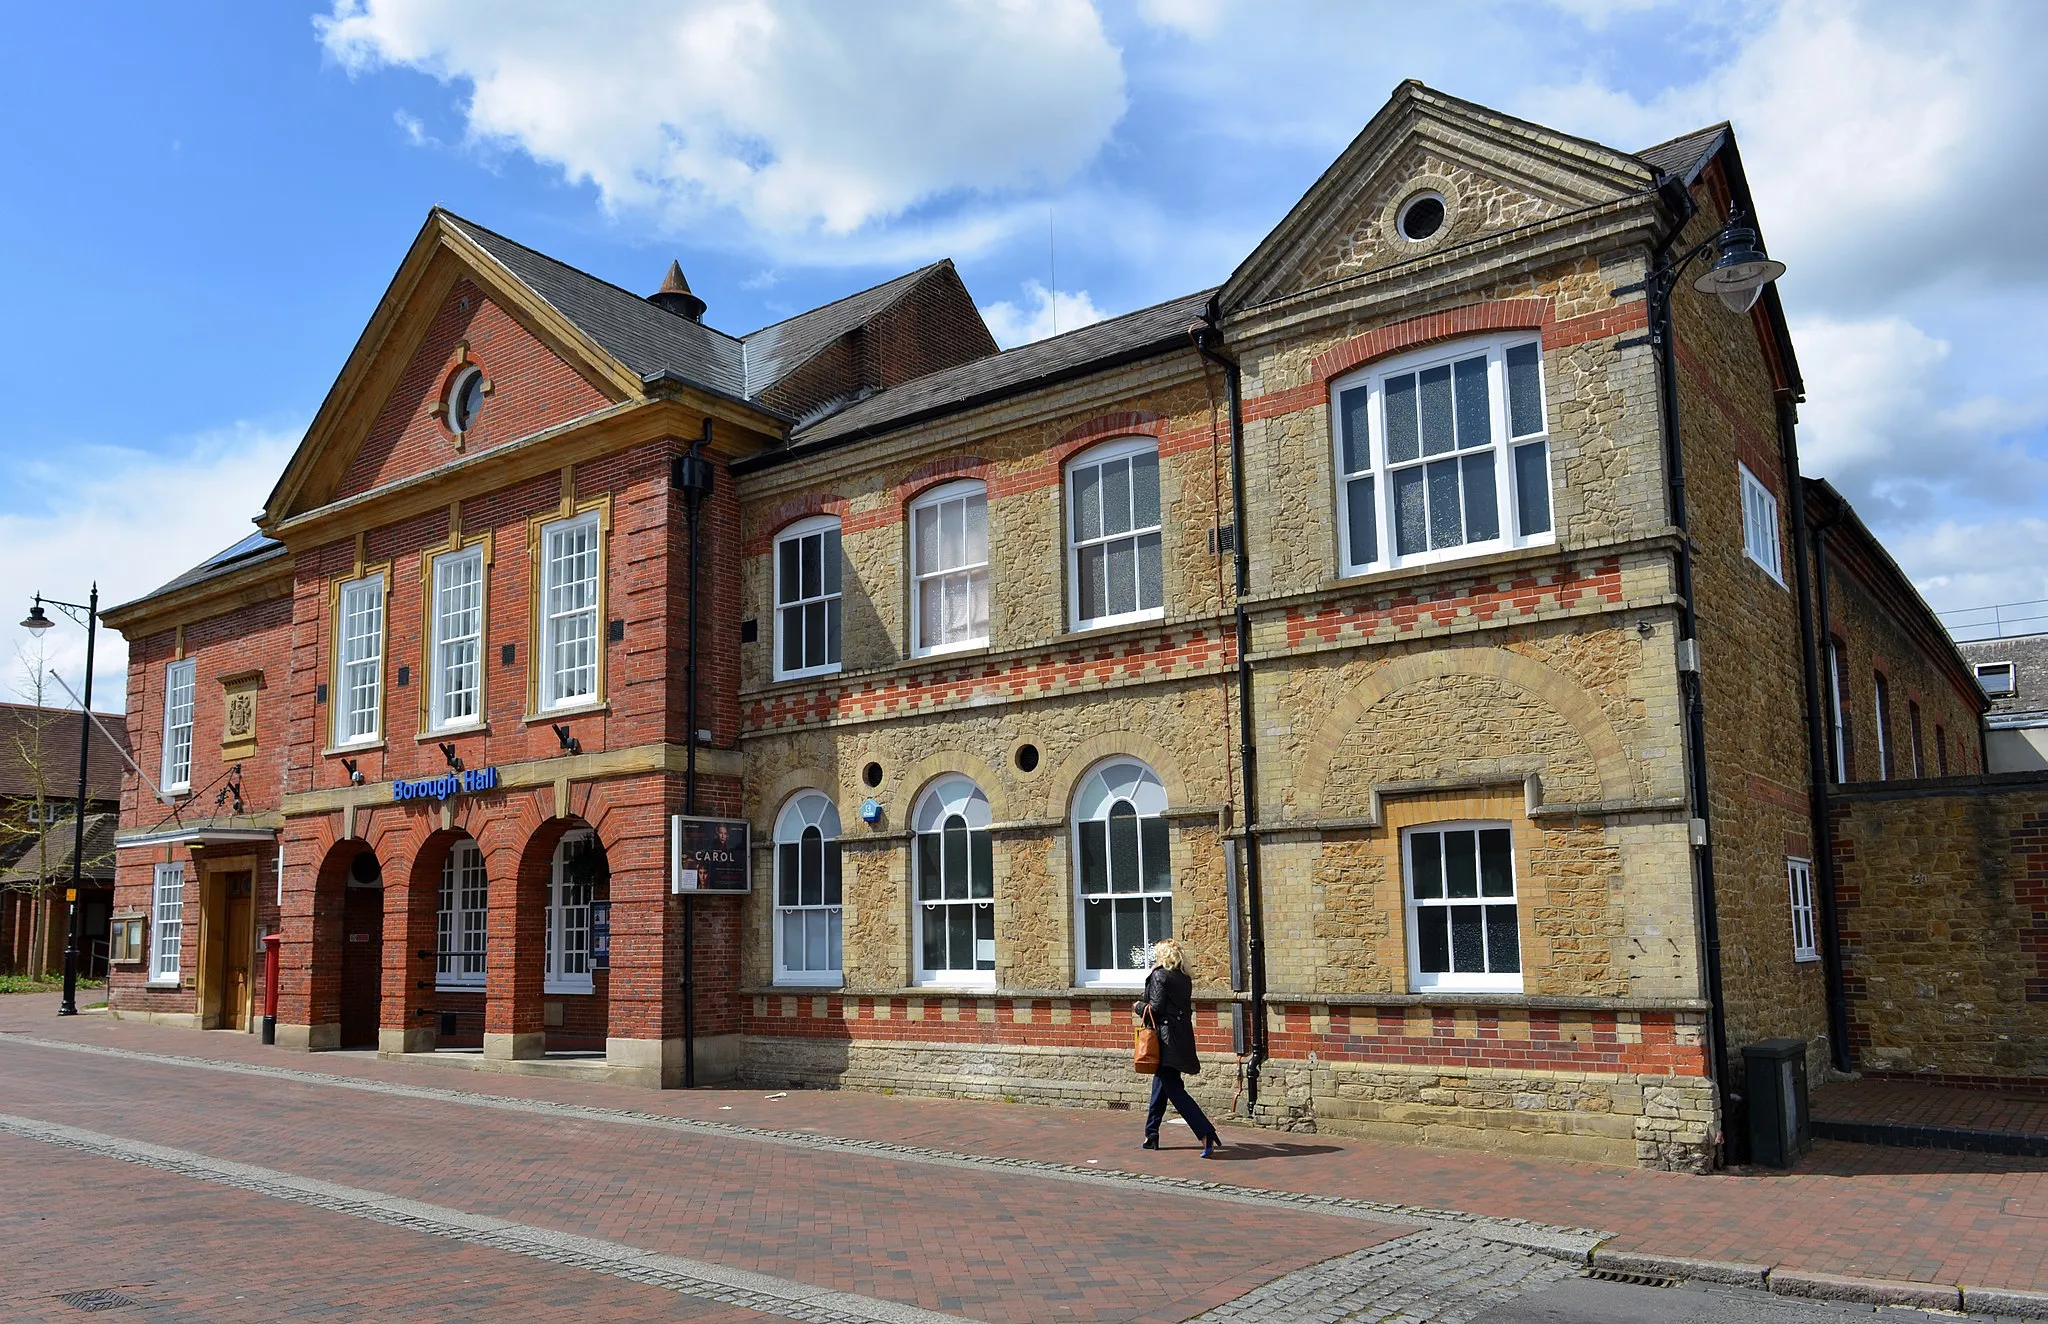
[1646,218,1737,1157]
[1191,310,1269,1111]
[1779,402,1852,1073]
[673,416,717,1088]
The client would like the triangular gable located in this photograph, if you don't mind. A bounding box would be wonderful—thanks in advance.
[264,211,649,523]
[1220,81,1654,313]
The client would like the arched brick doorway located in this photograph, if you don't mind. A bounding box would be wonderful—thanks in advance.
[335,844,385,1049]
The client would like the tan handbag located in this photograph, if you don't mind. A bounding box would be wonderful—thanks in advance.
[1133,1007,1161,1074]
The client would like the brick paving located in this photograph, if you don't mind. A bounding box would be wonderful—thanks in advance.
[6,994,2048,1312]
[1812,1079,2048,1138]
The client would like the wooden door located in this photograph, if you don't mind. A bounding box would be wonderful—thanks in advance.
[339,887,385,1049]
[222,874,253,1031]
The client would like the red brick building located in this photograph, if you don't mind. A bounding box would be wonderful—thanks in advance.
[105,84,1985,1166]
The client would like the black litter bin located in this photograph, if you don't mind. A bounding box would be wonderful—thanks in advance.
[1742,1037,1810,1167]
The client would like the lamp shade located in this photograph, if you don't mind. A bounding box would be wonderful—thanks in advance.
[19,602,52,632]
[1692,226,1786,315]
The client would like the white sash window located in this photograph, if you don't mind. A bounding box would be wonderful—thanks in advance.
[161,659,195,792]
[913,776,995,986]
[430,545,485,729]
[150,862,185,985]
[1073,759,1173,986]
[335,573,385,745]
[436,839,488,986]
[540,512,601,710]
[774,792,843,986]
[911,481,990,654]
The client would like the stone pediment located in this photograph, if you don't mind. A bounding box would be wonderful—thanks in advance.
[1220,82,1655,314]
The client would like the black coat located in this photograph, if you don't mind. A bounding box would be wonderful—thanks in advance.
[1142,965,1201,1076]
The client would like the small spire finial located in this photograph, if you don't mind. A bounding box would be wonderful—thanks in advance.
[649,260,707,321]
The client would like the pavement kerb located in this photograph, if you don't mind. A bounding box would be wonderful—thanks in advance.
[1580,1243,2048,1316]
[1767,1269,1961,1312]
[1586,1247,1769,1288]
[1963,1285,2048,1319]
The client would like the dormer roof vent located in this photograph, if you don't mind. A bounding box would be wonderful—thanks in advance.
[648,260,707,322]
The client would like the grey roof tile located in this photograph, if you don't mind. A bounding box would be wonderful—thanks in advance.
[742,262,950,390]
[1635,124,1728,183]
[126,532,288,608]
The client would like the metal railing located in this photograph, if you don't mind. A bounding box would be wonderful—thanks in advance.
[1939,599,2048,643]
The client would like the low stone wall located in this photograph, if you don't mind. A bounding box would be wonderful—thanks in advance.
[739,1034,1716,1171]
[1831,773,2048,1085]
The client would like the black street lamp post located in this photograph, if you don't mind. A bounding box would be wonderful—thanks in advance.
[21,586,101,1018]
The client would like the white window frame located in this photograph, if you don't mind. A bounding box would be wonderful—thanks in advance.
[912,775,996,988]
[1072,759,1174,988]
[1332,334,1554,578]
[1787,857,1820,962]
[1403,821,1523,994]
[1739,461,1785,585]
[149,862,185,986]
[160,659,195,793]
[1828,640,1849,783]
[909,480,990,656]
[436,838,488,989]
[544,828,597,995]
[773,515,843,681]
[334,573,386,747]
[773,791,844,987]
[1873,672,1892,781]
[1976,662,2016,697]
[1066,436,1165,632]
[539,512,603,712]
[429,544,486,732]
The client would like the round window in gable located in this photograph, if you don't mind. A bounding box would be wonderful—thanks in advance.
[1397,192,1446,242]
[447,366,485,435]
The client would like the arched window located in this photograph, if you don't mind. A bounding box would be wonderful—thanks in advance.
[545,829,602,994]
[436,838,488,987]
[1073,759,1173,985]
[909,480,989,655]
[775,792,843,986]
[774,514,842,680]
[912,775,994,985]
[1066,437,1163,630]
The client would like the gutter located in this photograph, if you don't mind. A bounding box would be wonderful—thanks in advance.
[1190,305,1270,1113]
[1781,401,1853,1074]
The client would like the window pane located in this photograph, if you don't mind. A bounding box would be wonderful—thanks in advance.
[965,494,988,564]
[1108,803,1140,894]
[1085,899,1112,971]
[799,828,822,907]
[1346,476,1378,567]
[1453,355,1490,449]
[1385,373,1419,464]
[781,605,803,673]
[1450,906,1485,972]
[969,829,993,900]
[1079,544,1107,621]
[1479,829,1513,897]
[800,534,821,600]
[1131,451,1160,529]
[1426,458,1463,550]
[969,568,989,640]
[1505,343,1543,437]
[1419,365,1455,456]
[949,905,973,970]
[1443,830,1478,897]
[1102,459,1132,536]
[1340,386,1373,474]
[1148,897,1172,950]
[781,910,803,970]
[918,832,942,901]
[1075,465,1102,541]
[1460,451,1499,543]
[829,911,842,970]
[1079,821,1107,895]
[1514,441,1551,537]
[942,573,968,641]
[1417,906,1449,973]
[825,840,842,906]
[1411,833,1442,898]
[804,601,826,668]
[943,819,967,899]
[826,597,841,664]
[1485,905,1520,973]
[778,843,799,906]
[915,504,939,575]
[922,905,947,971]
[805,910,828,970]
[918,577,942,650]
[1106,538,1136,616]
[940,498,965,569]
[824,530,841,596]
[1394,463,1428,556]
[974,903,994,968]
[1139,816,1171,894]
[1136,532,1162,611]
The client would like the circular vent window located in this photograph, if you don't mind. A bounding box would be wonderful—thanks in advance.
[447,366,485,434]
[1397,193,1446,242]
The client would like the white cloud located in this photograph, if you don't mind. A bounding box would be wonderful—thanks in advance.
[0,423,300,714]
[392,108,432,146]
[1136,0,1226,38]
[1884,517,2048,617]
[318,0,1128,241]
[979,280,1108,347]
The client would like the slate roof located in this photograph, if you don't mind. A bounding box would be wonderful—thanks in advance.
[0,811,117,886]
[130,531,287,605]
[1635,125,1729,184]
[741,262,951,389]
[780,288,1218,452]
[1956,634,2048,724]
[0,704,130,805]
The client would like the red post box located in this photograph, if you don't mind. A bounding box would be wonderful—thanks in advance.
[261,932,281,1045]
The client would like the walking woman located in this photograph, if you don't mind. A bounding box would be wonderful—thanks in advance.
[1135,939,1223,1157]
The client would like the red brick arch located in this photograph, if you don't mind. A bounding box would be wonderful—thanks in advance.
[1310,299,1555,386]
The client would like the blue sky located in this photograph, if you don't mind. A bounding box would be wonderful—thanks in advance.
[4,0,2045,710]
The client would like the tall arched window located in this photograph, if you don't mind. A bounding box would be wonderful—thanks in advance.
[913,775,994,985]
[545,828,602,994]
[1073,759,1173,985]
[775,792,843,986]
[1066,437,1163,630]
[436,837,488,987]
[909,479,989,655]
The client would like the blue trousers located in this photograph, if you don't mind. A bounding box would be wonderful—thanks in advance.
[1146,1068,1214,1143]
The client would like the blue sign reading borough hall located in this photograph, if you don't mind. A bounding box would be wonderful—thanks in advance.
[392,766,500,802]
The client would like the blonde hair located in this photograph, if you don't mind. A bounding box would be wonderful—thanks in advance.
[1149,938,1186,971]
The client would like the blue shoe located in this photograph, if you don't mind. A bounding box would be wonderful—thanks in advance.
[1200,1132,1221,1158]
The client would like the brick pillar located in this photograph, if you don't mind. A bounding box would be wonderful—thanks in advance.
[382,836,442,1055]
[484,819,546,1059]
[280,824,349,1051]
[601,775,680,1087]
